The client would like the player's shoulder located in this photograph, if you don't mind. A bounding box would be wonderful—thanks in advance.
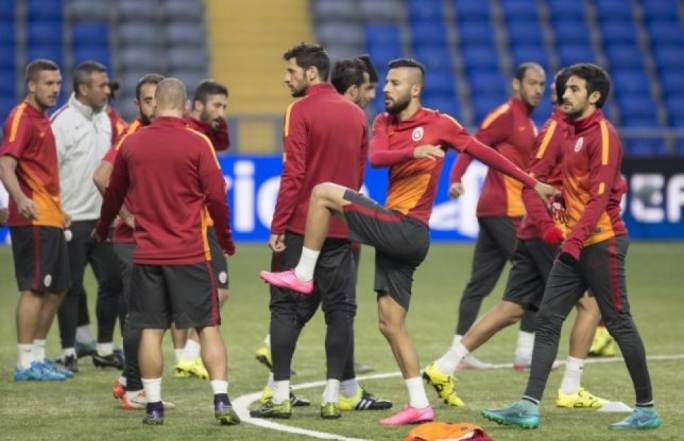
[480,102,512,129]
[183,126,215,150]
[4,102,30,126]
[427,108,465,130]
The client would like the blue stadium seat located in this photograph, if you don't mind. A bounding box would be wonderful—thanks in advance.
[617,95,660,123]
[642,0,680,23]
[452,0,491,22]
[411,21,448,49]
[594,0,633,22]
[557,44,596,66]
[625,140,655,156]
[26,45,63,64]
[72,47,111,65]
[507,20,544,46]
[72,23,109,48]
[28,22,62,44]
[462,45,500,73]
[0,0,14,20]
[424,69,456,96]
[600,22,638,45]
[414,47,452,71]
[548,0,585,22]
[467,71,508,98]
[367,46,403,69]
[612,70,651,95]
[27,0,63,22]
[365,24,402,49]
[510,45,550,70]
[501,0,539,21]
[605,45,645,70]
[660,70,684,95]
[653,45,684,70]
[553,21,591,46]
[457,21,495,46]
[0,67,15,95]
[407,0,444,23]
[533,98,553,127]
[0,97,16,124]
[646,21,684,46]
[679,139,684,155]
[69,0,109,22]
[665,95,684,124]
[472,94,505,124]
[422,95,461,118]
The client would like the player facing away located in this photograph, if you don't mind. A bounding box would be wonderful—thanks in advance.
[424,68,609,409]
[260,58,557,425]
[447,63,545,370]
[481,63,660,431]
[0,59,72,381]
[95,78,239,426]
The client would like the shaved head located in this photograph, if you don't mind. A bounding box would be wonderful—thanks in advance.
[388,58,425,88]
[155,78,187,114]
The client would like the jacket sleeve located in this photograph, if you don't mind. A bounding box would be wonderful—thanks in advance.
[368,114,414,167]
[270,103,308,234]
[96,144,129,238]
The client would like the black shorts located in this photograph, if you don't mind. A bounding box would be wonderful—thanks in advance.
[503,239,558,311]
[10,226,70,293]
[269,232,356,328]
[342,190,430,310]
[207,227,229,289]
[128,262,220,330]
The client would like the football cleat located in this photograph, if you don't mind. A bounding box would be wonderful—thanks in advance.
[142,404,164,425]
[556,388,608,408]
[42,359,74,378]
[92,352,124,370]
[249,399,293,419]
[259,269,313,294]
[481,400,540,429]
[259,386,310,407]
[609,407,661,430]
[422,362,465,406]
[14,361,67,381]
[320,402,341,419]
[75,340,97,358]
[338,387,392,411]
[255,344,273,370]
[379,405,434,426]
[589,326,617,357]
[174,356,209,379]
[112,378,125,399]
[215,400,240,425]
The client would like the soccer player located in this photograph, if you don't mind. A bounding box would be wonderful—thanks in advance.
[424,68,608,409]
[447,63,545,370]
[174,79,231,380]
[260,58,557,425]
[249,43,368,420]
[0,59,71,381]
[95,78,239,426]
[93,73,172,410]
[51,61,124,372]
[481,63,661,431]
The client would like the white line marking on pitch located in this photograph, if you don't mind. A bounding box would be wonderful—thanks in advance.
[232,353,684,440]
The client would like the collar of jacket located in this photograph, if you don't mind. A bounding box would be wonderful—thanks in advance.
[68,92,104,120]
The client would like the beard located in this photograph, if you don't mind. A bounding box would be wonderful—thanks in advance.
[199,108,212,123]
[385,95,410,115]
[140,112,153,126]
[563,105,585,120]
[291,84,308,98]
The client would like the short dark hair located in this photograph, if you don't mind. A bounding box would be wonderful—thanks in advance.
[388,58,426,86]
[73,61,107,94]
[514,62,545,81]
[25,59,59,83]
[358,54,379,83]
[108,80,120,100]
[283,43,330,81]
[192,79,229,105]
[330,58,367,94]
[135,73,164,100]
[566,63,611,108]
[553,67,570,105]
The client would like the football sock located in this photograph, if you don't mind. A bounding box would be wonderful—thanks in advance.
[32,339,46,361]
[322,379,340,403]
[211,379,228,395]
[294,247,320,282]
[560,356,585,395]
[17,344,34,369]
[183,339,201,359]
[406,377,430,409]
[142,377,162,403]
[340,378,359,398]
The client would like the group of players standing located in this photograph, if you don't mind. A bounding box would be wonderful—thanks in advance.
[0,40,660,431]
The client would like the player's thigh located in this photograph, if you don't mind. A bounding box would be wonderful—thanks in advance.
[374,250,419,312]
[503,240,547,311]
[479,216,519,262]
[66,220,96,291]
[9,226,70,293]
[538,259,586,318]
[581,236,632,319]
[90,239,123,294]
[129,264,170,329]
[317,238,356,316]
[164,262,220,329]
[527,239,559,281]
[113,243,135,306]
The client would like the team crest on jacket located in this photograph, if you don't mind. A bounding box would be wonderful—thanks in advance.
[574,137,584,152]
[412,127,424,141]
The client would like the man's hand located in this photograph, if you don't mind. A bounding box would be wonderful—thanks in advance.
[268,233,286,253]
[448,182,464,199]
[413,145,445,160]
[0,207,8,226]
[223,239,236,256]
[532,181,558,207]
[121,213,135,229]
[17,197,38,220]
[541,225,564,245]
[550,193,567,224]
[91,228,106,243]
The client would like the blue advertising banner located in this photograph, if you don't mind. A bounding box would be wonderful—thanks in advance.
[1,155,682,244]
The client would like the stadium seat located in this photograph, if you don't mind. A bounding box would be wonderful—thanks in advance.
[414,47,453,72]
[612,70,651,95]
[359,0,404,22]
[424,69,456,96]
[165,22,206,47]
[533,98,553,127]
[0,67,15,95]
[642,0,680,23]
[0,97,16,124]
[457,21,495,46]
[0,40,14,70]
[462,45,500,74]
[510,45,550,70]
[27,0,63,22]
[548,0,585,22]
[26,45,63,64]
[553,21,591,46]
[411,21,448,50]
[660,70,684,95]
[27,22,62,44]
[117,0,159,22]
[318,23,364,47]
[168,69,207,91]
[367,46,403,69]
[407,0,444,24]
[117,23,162,48]
[646,21,684,47]
[501,0,539,21]
[69,0,109,21]
[422,94,461,118]
[605,44,645,70]
[557,44,596,66]
[72,23,109,48]
[118,47,162,71]
[508,20,544,46]
[311,0,356,23]
[365,24,402,50]
[467,71,508,98]
[452,0,490,22]
[616,95,660,123]
[472,94,506,123]
[594,0,633,22]
[164,0,206,22]
[167,48,208,71]
[653,46,684,70]
[625,139,655,156]
[72,47,111,65]
[0,0,13,20]
[665,95,684,123]
[600,22,638,45]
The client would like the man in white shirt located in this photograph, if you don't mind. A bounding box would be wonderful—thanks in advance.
[51,61,123,372]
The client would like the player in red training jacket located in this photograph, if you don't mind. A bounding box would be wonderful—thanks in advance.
[260,58,556,426]
[482,63,660,431]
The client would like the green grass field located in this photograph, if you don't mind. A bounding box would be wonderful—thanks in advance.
[1,242,682,441]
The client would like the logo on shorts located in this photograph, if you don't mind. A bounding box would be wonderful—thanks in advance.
[574,137,584,152]
[412,127,424,142]
[44,274,52,288]
[218,271,228,284]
